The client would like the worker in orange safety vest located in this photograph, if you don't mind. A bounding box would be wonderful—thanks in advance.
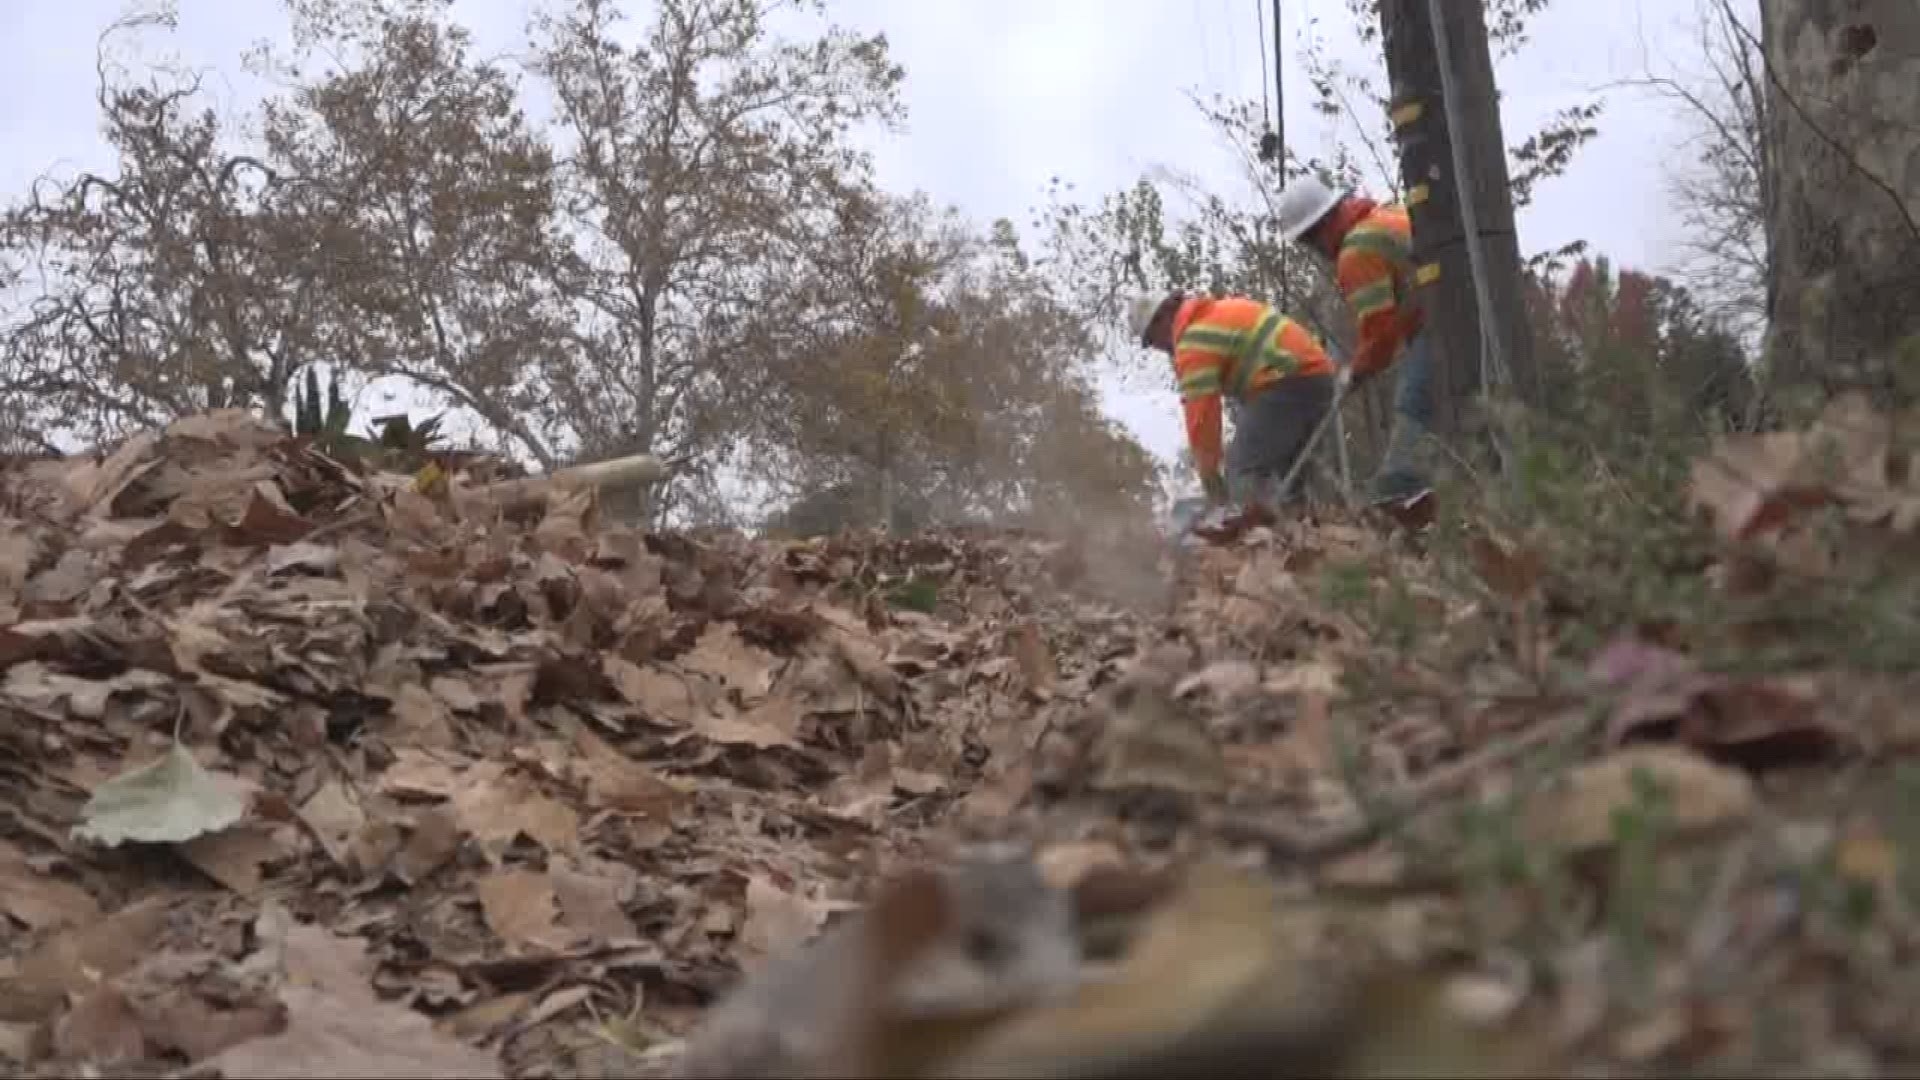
[1128,293,1337,510]
[1275,175,1432,504]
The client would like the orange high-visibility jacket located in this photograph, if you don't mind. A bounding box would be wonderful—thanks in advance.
[1332,203,1421,375]
[1170,296,1334,480]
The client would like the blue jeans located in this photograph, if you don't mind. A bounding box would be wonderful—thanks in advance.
[1369,330,1435,501]
[1394,330,1436,427]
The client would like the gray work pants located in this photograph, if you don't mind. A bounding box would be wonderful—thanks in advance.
[1225,372,1337,508]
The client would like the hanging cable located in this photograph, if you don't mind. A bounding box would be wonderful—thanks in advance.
[1257,0,1284,164]
[1270,0,1284,156]
[1256,0,1271,132]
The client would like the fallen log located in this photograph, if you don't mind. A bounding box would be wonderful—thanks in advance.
[463,453,667,516]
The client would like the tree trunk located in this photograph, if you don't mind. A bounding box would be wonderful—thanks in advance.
[1761,0,1920,404]
[876,426,896,533]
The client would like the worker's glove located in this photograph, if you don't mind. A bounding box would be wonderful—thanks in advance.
[1349,345,1401,388]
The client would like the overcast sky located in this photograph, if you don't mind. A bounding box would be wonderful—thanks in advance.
[1,0,1720,467]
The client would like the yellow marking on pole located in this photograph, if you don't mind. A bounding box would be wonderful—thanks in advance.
[1391,100,1424,128]
[1408,183,1430,206]
[1416,262,1442,286]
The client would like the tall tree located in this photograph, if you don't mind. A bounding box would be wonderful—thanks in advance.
[759,193,1157,532]
[2,8,311,443]
[262,0,575,466]
[528,0,904,521]
[1759,0,1920,404]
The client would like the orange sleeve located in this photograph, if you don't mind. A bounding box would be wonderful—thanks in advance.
[1172,344,1227,479]
[1337,249,1406,376]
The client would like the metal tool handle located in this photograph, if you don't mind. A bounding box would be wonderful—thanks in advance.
[1271,369,1351,501]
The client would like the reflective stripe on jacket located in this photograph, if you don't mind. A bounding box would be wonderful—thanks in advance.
[1332,202,1420,366]
[1170,296,1333,479]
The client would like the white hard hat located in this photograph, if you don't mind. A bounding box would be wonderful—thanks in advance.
[1275,175,1345,244]
[1125,295,1167,344]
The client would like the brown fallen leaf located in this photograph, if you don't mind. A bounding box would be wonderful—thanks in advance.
[737,873,827,972]
[606,657,704,723]
[936,864,1539,1079]
[0,1017,49,1065]
[550,863,640,944]
[523,984,595,1027]
[827,742,898,823]
[141,991,284,1063]
[387,683,457,747]
[227,484,316,544]
[476,870,576,955]
[0,897,173,1021]
[572,737,687,820]
[0,841,101,932]
[682,622,782,700]
[52,983,148,1067]
[1034,841,1129,892]
[690,707,802,750]
[1466,532,1544,601]
[430,674,482,714]
[196,986,504,1079]
[447,762,581,860]
[390,807,464,885]
[1588,638,1839,768]
[1526,745,1756,853]
[296,780,367,867]
[1284,688,1338,776]
[1093,678,1229,797]
[1175,659,1261,701]
[0,528,36,595]
[441,993,533,1041]
[817,605,902,701]
[1009,621,1058,697]
[178,822,290,895]
[379,748,470,800]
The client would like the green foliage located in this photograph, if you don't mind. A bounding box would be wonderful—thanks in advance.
[762,480,934,539]
[756,191,1160,532]
[287,365,456,470]
[372,411,447,452]
[292,366,354,442]
[1405,263,1920,679]
[885,576,941,614]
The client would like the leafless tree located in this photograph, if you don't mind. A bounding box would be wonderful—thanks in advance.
[1609,0,1772,351]
[2,8,315,445]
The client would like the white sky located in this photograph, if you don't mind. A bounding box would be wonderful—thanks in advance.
[0,0,1719,467]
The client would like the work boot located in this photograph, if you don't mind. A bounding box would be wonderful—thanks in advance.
[1366,415,1431,505]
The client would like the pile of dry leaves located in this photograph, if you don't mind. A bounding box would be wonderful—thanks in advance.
[0,409,1190,1077]
[2,396,1919,1078]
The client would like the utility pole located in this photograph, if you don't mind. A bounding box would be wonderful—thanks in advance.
[1376,0,1538,443]
[1270,0,1285,155]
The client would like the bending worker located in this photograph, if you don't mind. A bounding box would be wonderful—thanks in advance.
[1128,292,1336,510]
[1275,175,1431,504]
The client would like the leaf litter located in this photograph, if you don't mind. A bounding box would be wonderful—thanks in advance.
[0,403,1918,1076]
